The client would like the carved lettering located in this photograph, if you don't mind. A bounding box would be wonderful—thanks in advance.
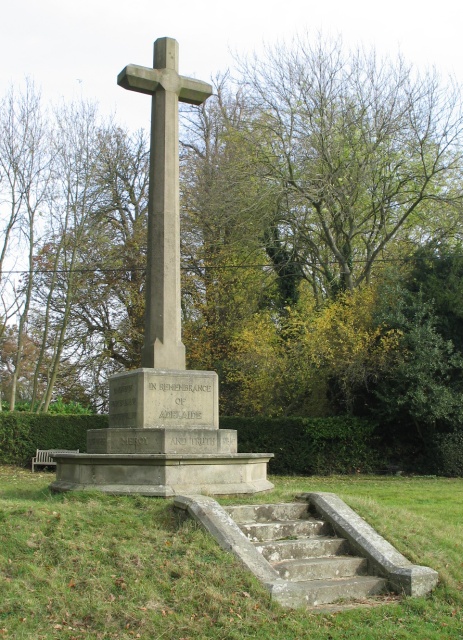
[110,398,136,409]
[159,410,203,419]
[156,383,212,393]
[189,436,216,446]
[120,436,148,446]
[149,382,157,390]
[112,383,134,395]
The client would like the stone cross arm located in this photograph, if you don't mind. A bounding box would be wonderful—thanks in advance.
[117,64,212,105]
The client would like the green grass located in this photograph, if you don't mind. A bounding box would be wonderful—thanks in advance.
[1,467,462,639]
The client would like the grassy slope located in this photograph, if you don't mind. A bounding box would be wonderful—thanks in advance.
[0,467,462,639]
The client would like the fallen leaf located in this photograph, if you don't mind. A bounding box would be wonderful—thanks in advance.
[114,577,127,589]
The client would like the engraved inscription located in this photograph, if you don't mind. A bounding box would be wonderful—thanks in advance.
[190,435,215,446]
[110,370,218,428]
[120,436,148,446]
[153,383,212,393]
[112,383,134,395]
[169,434,217,448]
[159,410,202,419]
[110,398,136,408]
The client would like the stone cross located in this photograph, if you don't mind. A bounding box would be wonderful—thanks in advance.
[118,38,212,370]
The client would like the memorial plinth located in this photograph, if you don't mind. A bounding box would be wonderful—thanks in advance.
[50,452,274,497]
[51,367,274,495]
[50,37,273,497]
[108,369,219,430]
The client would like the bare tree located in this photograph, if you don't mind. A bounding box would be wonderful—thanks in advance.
[178,77,281,412]
[30,118,150,411]
[0,81,51,408]
[30,101,117,411]
[238,35,463,297]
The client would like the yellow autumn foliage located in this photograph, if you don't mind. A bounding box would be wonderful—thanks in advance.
[287,284,401,411]
[227,311,284,415]
[227,282,402,416]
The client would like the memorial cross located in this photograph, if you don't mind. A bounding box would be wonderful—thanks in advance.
[118,38,212,370]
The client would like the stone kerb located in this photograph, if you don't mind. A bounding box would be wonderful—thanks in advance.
[300,492,439,597]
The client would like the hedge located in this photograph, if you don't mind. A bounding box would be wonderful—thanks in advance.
[222,416,380,475]
[0,413,108,466]
[4,412,459,476]
[435,431,463,477]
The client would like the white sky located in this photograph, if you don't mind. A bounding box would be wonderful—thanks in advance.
[1,0,463,131]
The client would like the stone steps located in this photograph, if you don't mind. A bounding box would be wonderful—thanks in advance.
[224,502,311,523]
[239,519,332,542]
[224,503,388,607]
[273,555,368,581]
[271,575,387,608]
[256,536,351,562]
[175,494,438,610]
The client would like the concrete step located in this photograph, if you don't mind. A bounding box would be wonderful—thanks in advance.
[175,495,437,610]
[224,502,312,524]
[273,555,368,581]
[239,518,331,542]
[272,575,388,608]
[256,536,351,562]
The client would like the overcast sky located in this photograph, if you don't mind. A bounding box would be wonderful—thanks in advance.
[1,0,463,131]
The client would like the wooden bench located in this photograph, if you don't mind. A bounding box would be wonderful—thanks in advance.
[31,449,79,472]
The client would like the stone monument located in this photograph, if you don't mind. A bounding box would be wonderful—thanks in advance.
[50,37,273,496]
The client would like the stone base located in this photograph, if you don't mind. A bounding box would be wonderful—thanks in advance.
[50,452,274,497]
[109,368,219,429]
[87,428,237,454]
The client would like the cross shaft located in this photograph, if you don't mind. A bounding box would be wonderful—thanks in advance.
[118,38,212,370]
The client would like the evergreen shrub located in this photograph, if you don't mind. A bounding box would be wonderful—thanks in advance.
[222,416,380,475]
[0,413,108,466]
[435,431,463,477]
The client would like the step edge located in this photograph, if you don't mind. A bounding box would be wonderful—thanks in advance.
[298,492,439,597]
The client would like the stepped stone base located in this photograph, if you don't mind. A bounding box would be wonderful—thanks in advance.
[51,368,273,497]
[87,428,237,455]
[49,452,274,497]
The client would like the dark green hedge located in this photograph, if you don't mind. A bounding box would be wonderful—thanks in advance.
[1,413,379,474]
[435,431,463,477]
[0,413,108,466]
[5,412,460,476]
[222,416,380,475]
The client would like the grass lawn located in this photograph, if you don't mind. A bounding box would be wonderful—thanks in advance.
[0,466,462,639]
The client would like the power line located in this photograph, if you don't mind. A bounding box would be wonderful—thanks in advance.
[1,256,420,277]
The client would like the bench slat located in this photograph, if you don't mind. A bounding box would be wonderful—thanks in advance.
[32,449,79,472]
